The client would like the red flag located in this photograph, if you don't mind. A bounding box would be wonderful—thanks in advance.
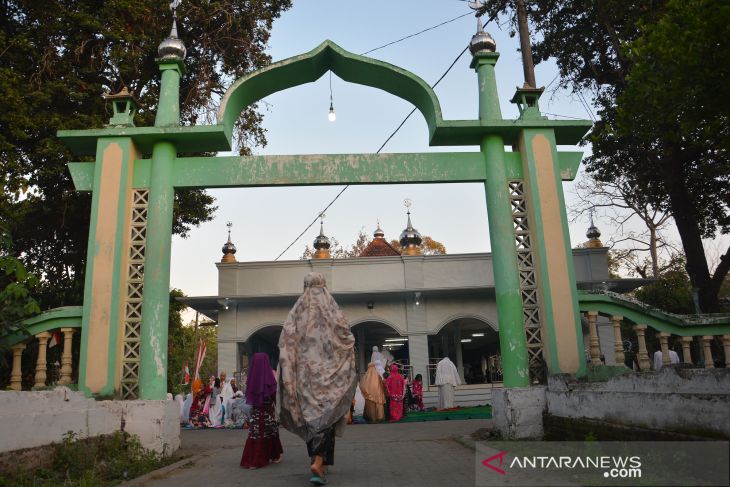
[193,338,206,382]
[48,331,62,348]
[183,362,190,385]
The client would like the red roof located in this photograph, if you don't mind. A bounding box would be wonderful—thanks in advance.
[359,238,401,257]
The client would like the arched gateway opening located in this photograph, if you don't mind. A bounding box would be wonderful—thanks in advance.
[429,318,500,385]
[58,27,591,399]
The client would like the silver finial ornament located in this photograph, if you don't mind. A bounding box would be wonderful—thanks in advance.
[468,0,496,55]
[158,0,186,61]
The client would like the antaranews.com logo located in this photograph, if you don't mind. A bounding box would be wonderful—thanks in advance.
[482,450,642,479]
[475,441,728,487]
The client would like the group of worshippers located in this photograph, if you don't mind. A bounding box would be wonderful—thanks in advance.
[175,371,249,428]
[357,351,426,424]
[195,272,465,485]
[357,352,461,423]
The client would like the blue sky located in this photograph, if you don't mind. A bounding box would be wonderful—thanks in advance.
[170,1,608,299]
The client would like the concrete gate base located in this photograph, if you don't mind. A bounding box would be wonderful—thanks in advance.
[491,385,546,439]
[0,387,180,455]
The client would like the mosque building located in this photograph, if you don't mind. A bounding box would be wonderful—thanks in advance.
[181,211,643,407]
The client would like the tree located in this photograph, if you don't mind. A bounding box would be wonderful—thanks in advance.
[0,0,292,309]
[167,289,218,396]
[571,175,676,278]
[0,226,40,356]
[633,255,694,315]
[484,0,730,311]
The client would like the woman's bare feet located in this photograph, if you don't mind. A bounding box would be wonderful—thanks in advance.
[272,454,283,464]
[310,455,325,477]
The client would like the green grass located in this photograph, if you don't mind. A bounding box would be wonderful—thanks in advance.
[0,431,174,487]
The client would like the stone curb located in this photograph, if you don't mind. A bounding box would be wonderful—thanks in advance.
[453,435,476,451]
[119,453,208,487]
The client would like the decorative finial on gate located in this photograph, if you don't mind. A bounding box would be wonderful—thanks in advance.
[468,0,496,54]
[158,0,186,61]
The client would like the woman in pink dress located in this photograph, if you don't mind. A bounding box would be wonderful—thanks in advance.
[411,374,425,411]
[385,364,405,422]
[240,353,283,469]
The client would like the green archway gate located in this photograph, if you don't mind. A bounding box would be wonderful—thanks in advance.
[59,32,591,399]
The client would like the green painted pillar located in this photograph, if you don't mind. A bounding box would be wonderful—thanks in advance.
[77,137,138,397]
[473,51,530,387]
[516,124,585,375]
[139,60,182,400]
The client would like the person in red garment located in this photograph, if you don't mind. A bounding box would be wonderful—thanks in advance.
[385,364,405,422]
[410,374,425,411]
[240,353,283,469]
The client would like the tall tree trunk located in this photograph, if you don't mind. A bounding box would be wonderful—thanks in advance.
[660,146,717,312]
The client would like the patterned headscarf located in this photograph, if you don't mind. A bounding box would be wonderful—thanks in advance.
[277,272,357,442]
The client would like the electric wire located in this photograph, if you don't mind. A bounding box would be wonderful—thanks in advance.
[360,12,473,56]
[273,45,471,261]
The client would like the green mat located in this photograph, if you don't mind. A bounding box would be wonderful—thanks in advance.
[395,405,492,423]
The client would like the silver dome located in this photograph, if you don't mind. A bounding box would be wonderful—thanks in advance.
[158,20,186,61]
[469,30,496,55]
[314,223,331,250]
[399,213,423,247]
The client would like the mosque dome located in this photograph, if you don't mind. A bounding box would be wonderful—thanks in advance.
[584,214,604,248]
[158,20,187,61]
[360,223,400,257]
[469,29,496,55]
[399,212,423,256]
[221,224,237,263]
[373,223,385,239]
[313,222,332,259]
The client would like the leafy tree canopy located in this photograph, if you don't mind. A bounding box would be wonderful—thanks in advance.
[484,0,730,311]
[0,225,40,353]
[0,0,291,309]
[167,288,218,396]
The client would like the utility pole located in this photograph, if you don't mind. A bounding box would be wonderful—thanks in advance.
[515,0,537,88]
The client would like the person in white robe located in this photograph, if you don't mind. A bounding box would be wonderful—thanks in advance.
[371,346,386,376]
[653,349,679,370]
[353,383,365,416]
[222,377,235,424]
[208,378,224,427]
[435,357,461,409]
[181,393,193,424]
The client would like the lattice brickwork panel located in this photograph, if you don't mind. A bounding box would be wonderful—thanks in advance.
[121,189,148,399]
[508,181,546,382]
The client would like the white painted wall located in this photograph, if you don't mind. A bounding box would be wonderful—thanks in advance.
[0,387,180,455]
[547,368,730,437]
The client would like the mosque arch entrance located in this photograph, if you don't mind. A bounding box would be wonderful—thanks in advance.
[244,325,282,370]
[351,321,408,377]
[428,318,500,386]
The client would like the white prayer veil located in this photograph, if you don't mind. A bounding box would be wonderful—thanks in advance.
[435,357,461,386]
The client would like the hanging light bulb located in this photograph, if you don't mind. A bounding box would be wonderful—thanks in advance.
[327,71,336,122]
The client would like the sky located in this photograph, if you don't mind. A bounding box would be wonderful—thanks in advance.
[169,1,651,302]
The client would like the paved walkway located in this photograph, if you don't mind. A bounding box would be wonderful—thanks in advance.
[133,419,491,487]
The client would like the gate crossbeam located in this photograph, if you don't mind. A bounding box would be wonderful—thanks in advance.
[68,151,583,190]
